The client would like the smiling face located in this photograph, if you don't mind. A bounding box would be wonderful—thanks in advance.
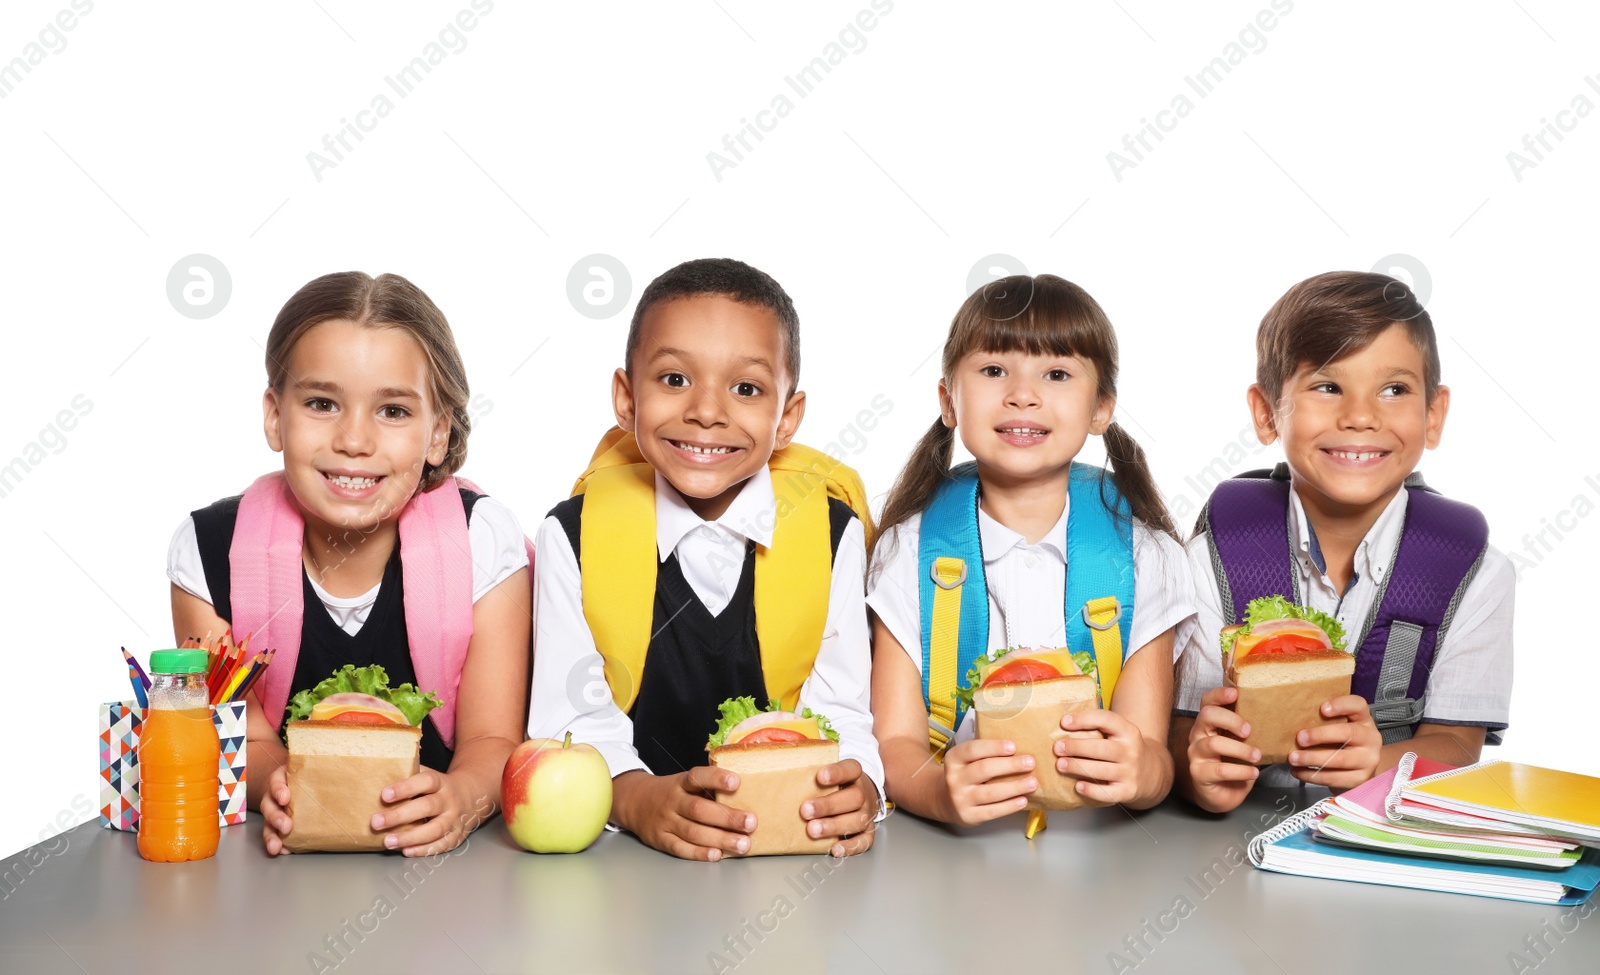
[940,348,1113,489]
[1249,322,1449,522]
[613,294,805,521]
[263,319,450,539]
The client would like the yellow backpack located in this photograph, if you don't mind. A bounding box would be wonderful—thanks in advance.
[570,427,875,713]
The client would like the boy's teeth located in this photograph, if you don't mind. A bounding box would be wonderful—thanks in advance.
[328,474,379,488]
[1331,450,1380,463]
[676,441,732,454]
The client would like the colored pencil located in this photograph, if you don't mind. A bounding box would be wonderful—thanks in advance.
[121,647,150,691]
[234,650,273,701]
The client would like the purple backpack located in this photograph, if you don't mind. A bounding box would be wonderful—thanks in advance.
[1200,465,1488,743]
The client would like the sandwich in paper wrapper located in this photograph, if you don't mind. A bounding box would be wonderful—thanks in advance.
[964,647,1102,812]
[1222,596,1355,764]
[706,697,839,856]
[282,665,441,853]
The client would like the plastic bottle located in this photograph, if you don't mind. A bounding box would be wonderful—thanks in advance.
[137,649,220,862]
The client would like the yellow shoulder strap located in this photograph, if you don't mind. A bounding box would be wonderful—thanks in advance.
[572,429,871,714]
[1083,595,1124,707]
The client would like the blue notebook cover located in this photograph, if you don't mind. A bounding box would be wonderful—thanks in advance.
[1254,819,1600,905]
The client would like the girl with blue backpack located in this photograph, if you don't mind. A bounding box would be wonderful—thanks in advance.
[867,275,1196,825]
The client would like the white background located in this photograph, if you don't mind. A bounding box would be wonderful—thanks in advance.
[1,0,1595,858]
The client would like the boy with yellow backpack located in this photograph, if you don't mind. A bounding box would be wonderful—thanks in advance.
[527,258,883,860]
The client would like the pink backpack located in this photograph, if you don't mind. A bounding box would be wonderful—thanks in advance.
[229,472,532,749]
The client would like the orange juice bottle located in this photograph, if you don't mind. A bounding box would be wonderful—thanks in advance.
[137,649,220,862]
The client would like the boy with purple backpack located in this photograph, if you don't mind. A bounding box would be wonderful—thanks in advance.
[1170,271,1515,812]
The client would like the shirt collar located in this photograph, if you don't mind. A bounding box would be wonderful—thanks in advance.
[1289,485,1410,579]
[654,466,777,562]
[976,496,1070,564]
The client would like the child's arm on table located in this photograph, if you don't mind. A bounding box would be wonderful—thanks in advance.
[172,584,296,851]
[793,517,880,857]
[1056,627,1175,809]
[870,615,1038,825]
[374,567,529,857]
[528,515,752,861]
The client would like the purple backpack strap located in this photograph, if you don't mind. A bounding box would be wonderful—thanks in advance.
[1201,470,1298,626]
[1353,488,1488,742]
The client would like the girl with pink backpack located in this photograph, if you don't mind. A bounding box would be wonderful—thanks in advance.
[166,271,532,857]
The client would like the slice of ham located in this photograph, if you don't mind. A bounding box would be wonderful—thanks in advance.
[1247,617,1332,647]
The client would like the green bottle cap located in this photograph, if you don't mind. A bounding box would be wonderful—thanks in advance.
[148,649,210,674]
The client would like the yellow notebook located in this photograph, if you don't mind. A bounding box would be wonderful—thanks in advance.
[1403,761,1600,845]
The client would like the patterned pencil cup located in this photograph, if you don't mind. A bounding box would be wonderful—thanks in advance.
[98,700,248,830]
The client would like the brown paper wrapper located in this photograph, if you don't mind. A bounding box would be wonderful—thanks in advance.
[283,749,420,853]
[975,675,1101,811]
[1226,656,1354,765]
[710,741,838,856]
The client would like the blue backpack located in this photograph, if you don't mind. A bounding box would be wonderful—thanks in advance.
[917,462,1135,752]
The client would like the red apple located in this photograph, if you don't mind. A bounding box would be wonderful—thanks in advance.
[501,732,612,853]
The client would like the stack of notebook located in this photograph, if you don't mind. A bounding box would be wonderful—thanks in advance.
[1249,754,1600,904]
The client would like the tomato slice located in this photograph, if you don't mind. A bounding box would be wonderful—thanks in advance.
[981,657,1063,687]
[1250,633,1329,656]
[738,727,808,744]
[327,710,408,725]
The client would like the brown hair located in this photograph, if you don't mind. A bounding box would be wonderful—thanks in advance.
[1257,270,1440,406]
[874,274,1176,558]
[264,271,471,492]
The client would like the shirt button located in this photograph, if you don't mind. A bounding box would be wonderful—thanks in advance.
[1024,553,1039,569]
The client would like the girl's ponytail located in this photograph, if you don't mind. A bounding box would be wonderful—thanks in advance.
[1101,421,1178,541]
[872,417,955,563]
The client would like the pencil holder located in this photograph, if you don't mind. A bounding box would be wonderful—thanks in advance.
[98,700,249,831]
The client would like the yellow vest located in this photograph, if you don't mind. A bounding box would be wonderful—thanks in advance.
[570,427,875,714]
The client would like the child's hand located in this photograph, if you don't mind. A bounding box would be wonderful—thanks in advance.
[801,759,879,857]
[1054,709,1161,807]
[1185,686,1260,813]
[260,764,294,856]
[371,768,486,857]
[1289,695,1381,791]
[612,767,755,861]
[941,738,1038,825]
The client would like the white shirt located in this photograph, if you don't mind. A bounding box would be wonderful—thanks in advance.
[1174,484,1515,784]
[867,502,1198,745]
[167,495,529,635]
[527,466,885,813]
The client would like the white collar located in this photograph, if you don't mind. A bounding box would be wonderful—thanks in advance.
[976,497,1070,564]
[654,466,777,562]
[1289,484,1410,579]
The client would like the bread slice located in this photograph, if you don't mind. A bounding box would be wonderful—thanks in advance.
[1226,650,1355,764]
[283,721,421,853]
[974,674,1100,811]
[709,738,839,856]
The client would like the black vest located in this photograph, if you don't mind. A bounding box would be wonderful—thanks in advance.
[550,493,855,774]
[190,489,483,772]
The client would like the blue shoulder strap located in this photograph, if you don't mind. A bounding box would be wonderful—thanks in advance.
[917,462,1136,738]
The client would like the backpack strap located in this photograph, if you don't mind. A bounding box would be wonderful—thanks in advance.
[1352,488,1488,742]
[1064,463,1136,707]
[917,466,988,752]
[1201,466,1299,624]
[234,472,485,748]
[570,428,869,715]
[917,462,1136,753]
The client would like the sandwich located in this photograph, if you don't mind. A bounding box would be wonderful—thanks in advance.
[1221,596,1355,765]
[960,647,1102,814]
[705,697,840,856]
[281,665,441,853]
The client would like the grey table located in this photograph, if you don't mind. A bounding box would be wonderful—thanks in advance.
[3,790,1596,975]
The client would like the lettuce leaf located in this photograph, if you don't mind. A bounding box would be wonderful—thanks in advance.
[704,696,840,749]
[952,647,1096,712]
[1220,595,1349,660]
[284,664,442,728]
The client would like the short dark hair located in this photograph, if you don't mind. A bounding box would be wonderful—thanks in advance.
[1257,270,1441,404]
[625,258,801,395]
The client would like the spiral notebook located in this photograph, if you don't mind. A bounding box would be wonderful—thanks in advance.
[1398,760,1600,846]
[1248,756,1600,905]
